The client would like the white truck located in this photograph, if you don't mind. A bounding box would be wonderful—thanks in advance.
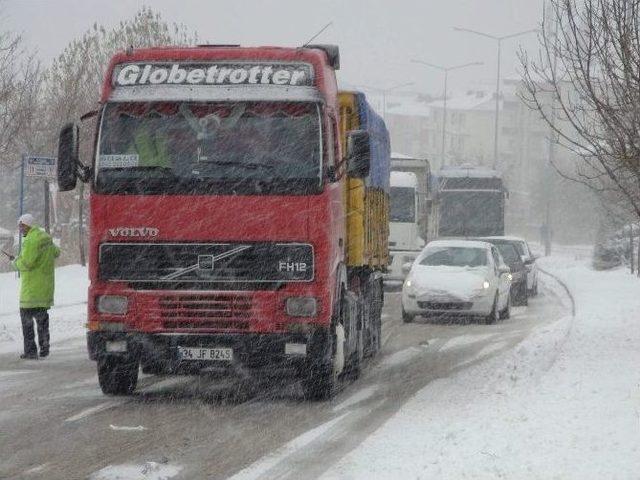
[385,154,431,287]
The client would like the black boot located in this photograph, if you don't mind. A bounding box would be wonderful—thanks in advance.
[20,353,38,360]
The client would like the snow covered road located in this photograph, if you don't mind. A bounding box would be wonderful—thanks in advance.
[0,261,571,479]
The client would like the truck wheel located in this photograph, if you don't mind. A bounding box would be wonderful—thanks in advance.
[402,306,414,323]
[364,278,382,358]
[98,356,139,395]
[346,325,364,380]
[303,324,344,401]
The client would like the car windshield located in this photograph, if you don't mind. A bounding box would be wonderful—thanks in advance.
[496,243,519,264]
[95,101,322,195]
[419,246,488,267]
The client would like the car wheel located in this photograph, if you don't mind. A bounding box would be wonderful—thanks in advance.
[520,282,529,306]
[500,292,511,319]
[402,306,414,323]
[485,295,499,324]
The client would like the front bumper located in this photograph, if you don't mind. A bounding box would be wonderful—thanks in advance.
[402,291,493,317]
[87,329,330,377]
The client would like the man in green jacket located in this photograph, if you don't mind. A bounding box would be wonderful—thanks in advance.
[9,214,60,359]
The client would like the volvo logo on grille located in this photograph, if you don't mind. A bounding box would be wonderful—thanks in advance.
[198,255,214,270]
[108,227,159,238]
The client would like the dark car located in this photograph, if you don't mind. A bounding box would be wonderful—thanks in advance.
[475,238,528,306]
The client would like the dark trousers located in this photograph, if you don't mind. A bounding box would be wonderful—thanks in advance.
[20,308,50,356]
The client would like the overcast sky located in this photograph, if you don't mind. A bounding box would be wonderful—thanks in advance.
[4,0,544,98]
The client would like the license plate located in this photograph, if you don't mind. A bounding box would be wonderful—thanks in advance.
[178,346,233,361]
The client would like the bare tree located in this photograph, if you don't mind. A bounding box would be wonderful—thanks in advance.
[0,29,42,168]
[520,0,640,221]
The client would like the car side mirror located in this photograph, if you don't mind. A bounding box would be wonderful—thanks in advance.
[57,122,80,191]
[402,262,412,275]
[346,130,371,178]
[498,265,511,275]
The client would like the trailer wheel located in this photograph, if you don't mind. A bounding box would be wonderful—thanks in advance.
[98,356,139,395]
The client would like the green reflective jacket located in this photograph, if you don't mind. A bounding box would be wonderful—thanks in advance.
[13,226,60,308]
[130,129,170,168]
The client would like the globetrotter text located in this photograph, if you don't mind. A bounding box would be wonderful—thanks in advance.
[113,63,313,87]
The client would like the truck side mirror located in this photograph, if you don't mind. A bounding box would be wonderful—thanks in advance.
[346,130,371,179]
[57,122,80,192]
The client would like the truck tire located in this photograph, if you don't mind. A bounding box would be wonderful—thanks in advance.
[364,277,382,358]
[345,325,364,380]
[303,288,348,401]
[98,356,139,395]
[302,324,344,401]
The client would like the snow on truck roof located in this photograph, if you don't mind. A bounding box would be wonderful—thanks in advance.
[391,152,414,159]
[390,171,417,188]
[426,239,493,250]
[436,166,501,178]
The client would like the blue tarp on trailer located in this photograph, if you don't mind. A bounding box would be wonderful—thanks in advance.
[355,92,391,193]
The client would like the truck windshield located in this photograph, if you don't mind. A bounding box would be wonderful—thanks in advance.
[438,191,504,236]
[95,101,322,195]
[390,187,416,223]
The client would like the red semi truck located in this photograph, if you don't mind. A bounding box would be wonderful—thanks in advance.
[56,45,390,400]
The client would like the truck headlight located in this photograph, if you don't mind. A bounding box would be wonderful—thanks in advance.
[286,297,317,317]
[97,295,128,315]
[483,280,490,289]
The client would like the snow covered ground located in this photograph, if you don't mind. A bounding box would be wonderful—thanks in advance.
[321,252,640,480]
[0,265,88,354]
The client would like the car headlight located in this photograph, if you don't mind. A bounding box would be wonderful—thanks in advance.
[286,297,317,317]
[483,280,490,289]
[97,295,128,315]
[507,273,513,281]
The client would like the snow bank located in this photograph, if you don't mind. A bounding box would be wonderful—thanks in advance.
[322,251,640,479]
[0,265,88,354]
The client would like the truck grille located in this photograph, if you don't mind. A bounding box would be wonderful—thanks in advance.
[99,242,313,286]
[157,294,252,331]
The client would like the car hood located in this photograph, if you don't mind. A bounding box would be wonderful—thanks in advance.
[408,265,488,300]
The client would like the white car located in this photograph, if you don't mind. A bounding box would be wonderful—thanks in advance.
[384,250,421,288]
[401,240,512,324]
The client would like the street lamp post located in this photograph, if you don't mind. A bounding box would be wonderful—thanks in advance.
[411,60,483,167]
[453,27,538,169]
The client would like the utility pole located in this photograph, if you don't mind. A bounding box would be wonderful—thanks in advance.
[453,27,538,169]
